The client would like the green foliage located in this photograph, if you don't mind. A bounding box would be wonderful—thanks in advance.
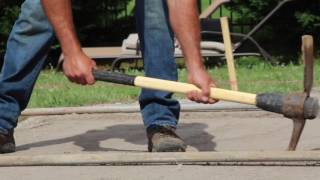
[230,0,273,23]
[230,0,320,29]
[228,0,320,59]
[295,11,320,31]
[0,0,135,64]
[0,6,20,36]
[0,0,22,55]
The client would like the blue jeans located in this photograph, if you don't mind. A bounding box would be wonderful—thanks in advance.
[0,0,54,134]
[136,0,180,129]
[0,0,180,134]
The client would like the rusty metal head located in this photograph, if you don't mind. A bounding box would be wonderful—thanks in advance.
[282,93,319,120]
[285,93,318,151]
[286,35,318,151]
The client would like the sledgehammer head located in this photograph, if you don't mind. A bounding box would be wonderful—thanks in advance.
[256,93,319,119]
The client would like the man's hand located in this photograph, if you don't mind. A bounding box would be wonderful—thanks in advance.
[63,51,96,85]
[41,0,96,85]
[166,0,218,104]
[187,65,219,104]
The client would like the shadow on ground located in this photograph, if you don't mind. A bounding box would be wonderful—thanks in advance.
[17,123,216,152]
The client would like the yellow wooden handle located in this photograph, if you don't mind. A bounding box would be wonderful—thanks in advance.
[134,76,257,105]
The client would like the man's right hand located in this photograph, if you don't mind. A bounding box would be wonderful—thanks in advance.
[41,0,96,85]
[62,51,96,85]
[186,65,219,104]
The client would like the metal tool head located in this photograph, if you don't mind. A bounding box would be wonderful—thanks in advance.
[287,35,317,151]
[303,35,314,97]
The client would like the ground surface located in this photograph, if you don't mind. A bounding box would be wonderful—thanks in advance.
[1,90,320,180]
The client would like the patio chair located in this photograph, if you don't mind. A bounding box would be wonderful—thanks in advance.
[109,32,263,71]
[199,0,296,62]
[56,0,248,70]
[57,32,244,71]
[113,0,296,70]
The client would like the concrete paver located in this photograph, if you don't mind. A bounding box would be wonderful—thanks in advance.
[14,111,320,154]
[1,166,320,180]
[0,110,318,179]
[1,91,320,179]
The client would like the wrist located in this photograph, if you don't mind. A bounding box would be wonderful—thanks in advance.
[60,33,82,58]
[62,44,83,60]
[186,60,205,73]
[63,48,82,58]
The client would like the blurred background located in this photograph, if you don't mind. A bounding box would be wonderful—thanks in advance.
[0,0,319,68]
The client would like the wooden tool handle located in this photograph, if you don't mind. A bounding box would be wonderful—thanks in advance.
[220,17,238,91]
[93,70,257,105]
[93,71,319,119]
[134,76,256,105]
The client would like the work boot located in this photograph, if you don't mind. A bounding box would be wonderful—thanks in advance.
[147,125,186,152]
[0,130,15,154]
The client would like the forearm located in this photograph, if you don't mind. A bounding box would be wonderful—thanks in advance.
[166,0,203,70]
[41,0,81,56]
[167,0,218,103]
[41,0,96,85]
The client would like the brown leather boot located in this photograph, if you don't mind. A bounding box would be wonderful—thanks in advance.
[147,125,186,152]
[0,130,15,154]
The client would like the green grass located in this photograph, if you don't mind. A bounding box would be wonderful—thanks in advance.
[28,57,320,108]
[186,62,319,93]
[200,0,232,18]
[30,71,139,108]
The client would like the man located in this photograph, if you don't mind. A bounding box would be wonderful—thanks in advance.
[0,0,217,153]
[134,0,218,152]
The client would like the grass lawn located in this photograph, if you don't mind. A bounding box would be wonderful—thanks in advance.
[28,57,320,108]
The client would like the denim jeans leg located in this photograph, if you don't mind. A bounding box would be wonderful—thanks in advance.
[0,0,54,134]
[136,0,180,129]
